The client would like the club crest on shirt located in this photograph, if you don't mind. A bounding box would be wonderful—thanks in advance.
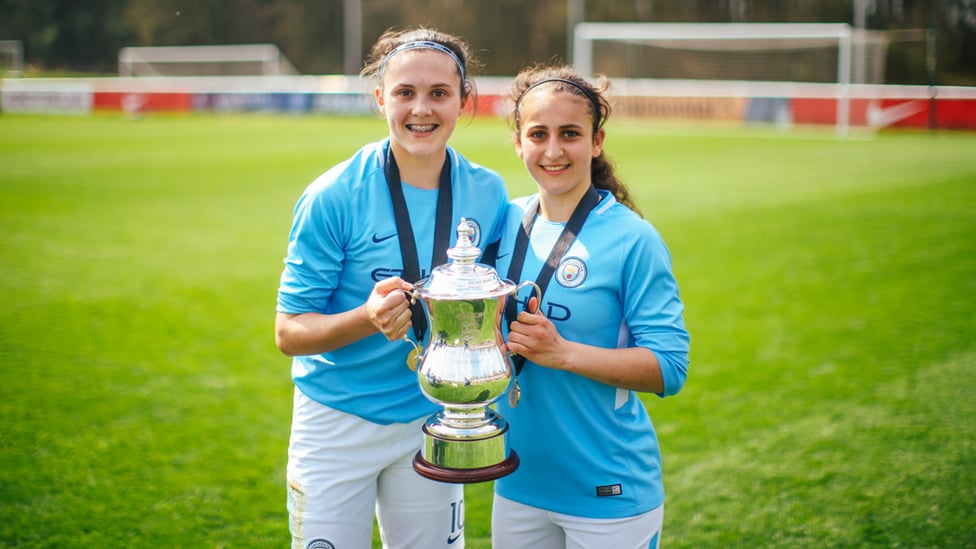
[556,257,587,288]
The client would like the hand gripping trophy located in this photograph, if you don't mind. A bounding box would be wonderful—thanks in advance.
[404,220,538,483]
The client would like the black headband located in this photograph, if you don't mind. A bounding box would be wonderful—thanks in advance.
[514,78,604,131]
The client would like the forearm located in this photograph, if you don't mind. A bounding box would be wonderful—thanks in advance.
[275,307,377,356]
[557,342,665,394]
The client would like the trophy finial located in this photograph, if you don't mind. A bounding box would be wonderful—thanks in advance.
[447,218,481,265]
[456,219,474,244]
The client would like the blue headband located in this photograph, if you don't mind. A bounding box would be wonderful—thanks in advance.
[378,41,466,83]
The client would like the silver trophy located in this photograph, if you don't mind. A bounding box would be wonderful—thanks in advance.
[404,220,538,483]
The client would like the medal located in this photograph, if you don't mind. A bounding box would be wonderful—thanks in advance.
[406,344,423,372]
[508,378,521,407]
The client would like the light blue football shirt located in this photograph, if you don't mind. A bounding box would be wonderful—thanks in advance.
[494,190,690,519]
[277,139,509,425]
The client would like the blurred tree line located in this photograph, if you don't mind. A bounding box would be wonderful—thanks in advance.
[1,0,973,84]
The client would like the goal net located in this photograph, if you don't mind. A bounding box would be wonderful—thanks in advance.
[0,40,24,76]
[573,23,889,136]
[118,44,298,77]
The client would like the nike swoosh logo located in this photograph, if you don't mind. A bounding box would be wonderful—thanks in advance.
[496,253,510,260]
[447,532,463,544]
[372,232,397,243]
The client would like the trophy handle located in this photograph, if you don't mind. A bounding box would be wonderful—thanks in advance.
[516,280,543,314]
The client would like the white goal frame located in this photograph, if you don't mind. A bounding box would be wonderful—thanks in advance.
[573,23,853,136]
[0,40,24,75]
[118,44,298,77]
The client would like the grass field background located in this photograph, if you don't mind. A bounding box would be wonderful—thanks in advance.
[1,113,974,548]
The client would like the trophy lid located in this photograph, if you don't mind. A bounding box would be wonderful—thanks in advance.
[414,219,516,299]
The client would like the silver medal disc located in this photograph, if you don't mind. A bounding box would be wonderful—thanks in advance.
[508,379,521,407]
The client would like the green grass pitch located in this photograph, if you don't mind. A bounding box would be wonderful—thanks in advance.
[1,113,974,547]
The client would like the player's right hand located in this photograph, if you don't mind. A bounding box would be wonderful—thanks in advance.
[366,277,414,341]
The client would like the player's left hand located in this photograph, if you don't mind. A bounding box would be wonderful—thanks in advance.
[506,297,567,369]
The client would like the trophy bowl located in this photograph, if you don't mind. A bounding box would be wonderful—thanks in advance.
[406,219,532,483]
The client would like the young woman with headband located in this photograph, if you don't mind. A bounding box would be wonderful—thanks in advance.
[491,64,690,548]
[274,28,508,549]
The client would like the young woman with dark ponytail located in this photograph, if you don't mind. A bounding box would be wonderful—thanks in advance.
[491,64,690,549]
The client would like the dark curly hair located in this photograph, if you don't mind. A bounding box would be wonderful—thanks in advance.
[508,64,640,216]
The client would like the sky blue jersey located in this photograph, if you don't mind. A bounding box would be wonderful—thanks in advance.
[494,190,690,519]
[276,139,509,425]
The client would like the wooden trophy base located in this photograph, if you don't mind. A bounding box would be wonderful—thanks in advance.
[413,450,520,484]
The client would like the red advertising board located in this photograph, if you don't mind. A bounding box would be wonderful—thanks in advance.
[93,92,193,113]
[792,97,976,129]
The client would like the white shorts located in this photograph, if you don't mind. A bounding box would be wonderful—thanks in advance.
[287,388,464,549]
[491,493,662,549]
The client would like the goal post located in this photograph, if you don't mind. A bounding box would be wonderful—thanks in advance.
[0,40,25,76]
[573,23,854,136]
[118,44,298,77]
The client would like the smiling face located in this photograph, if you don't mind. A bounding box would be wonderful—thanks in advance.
[375,48,466,170]
[515,86,605,217]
